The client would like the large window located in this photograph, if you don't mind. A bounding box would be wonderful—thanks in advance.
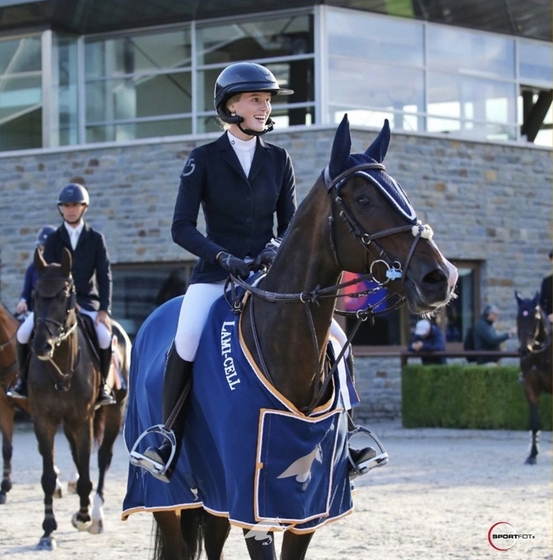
[324,7,551,145]
[84,13,314,141]
[0,35,42,151]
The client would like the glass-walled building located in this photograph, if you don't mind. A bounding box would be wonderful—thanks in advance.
[0,0,551,417]
[1,5,551,152]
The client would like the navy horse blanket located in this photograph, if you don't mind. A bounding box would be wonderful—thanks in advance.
[122,293,354,532]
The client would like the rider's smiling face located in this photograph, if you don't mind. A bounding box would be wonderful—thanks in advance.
[228,91,272,138]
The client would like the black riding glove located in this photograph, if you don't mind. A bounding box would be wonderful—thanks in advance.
[253,238,282,271]
[253,246,278,270]
[216,252,250,280]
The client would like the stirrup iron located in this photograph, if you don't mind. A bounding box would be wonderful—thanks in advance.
[129,425,177,482]
[347,426,389,479]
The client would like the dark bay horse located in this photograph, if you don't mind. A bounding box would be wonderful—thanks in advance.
[124,115,458,560]
[29,247,131,550]
[515,291,552,464]
[0,302,31,504]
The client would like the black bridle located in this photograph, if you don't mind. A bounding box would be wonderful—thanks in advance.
[518,304,551,355]
[226,162,436,414]
[33,278,79,390]
[323,162,432,294]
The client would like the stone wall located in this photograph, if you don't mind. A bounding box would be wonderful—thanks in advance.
[0,125,551,419]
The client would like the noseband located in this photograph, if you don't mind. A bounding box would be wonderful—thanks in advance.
[323,163,433,290]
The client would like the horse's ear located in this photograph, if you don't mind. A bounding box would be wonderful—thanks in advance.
[515,290,523,305]
[328,113,352,178]
[34,247,47,275]
[61,247,72,277]
[532,291,540,306]
[365,119,391,163]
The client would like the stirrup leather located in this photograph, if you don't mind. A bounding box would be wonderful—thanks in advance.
[129,425,177,482]
[347,426,389,479]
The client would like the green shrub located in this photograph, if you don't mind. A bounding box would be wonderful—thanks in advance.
[402,364,552,430]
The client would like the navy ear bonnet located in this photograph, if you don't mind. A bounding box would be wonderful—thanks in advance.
[325,115,417,224]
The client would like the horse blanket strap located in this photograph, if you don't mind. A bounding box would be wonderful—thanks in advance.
[122,296,353,531]
[163,377,191,431]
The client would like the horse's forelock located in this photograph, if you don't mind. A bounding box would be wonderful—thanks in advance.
[35,270,72,298]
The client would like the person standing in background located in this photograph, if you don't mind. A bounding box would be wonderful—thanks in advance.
[473,305,516,364]
[407,319,447,365]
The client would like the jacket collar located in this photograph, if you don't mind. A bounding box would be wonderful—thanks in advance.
[217,132,269,181]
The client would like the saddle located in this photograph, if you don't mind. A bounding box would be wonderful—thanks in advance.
[77,313,100,363]
[77,313,124,391]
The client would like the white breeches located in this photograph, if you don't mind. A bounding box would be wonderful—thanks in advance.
[17,309,111,349]
[173,281,349,362]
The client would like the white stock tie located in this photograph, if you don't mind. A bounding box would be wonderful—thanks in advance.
[70,229,79,250]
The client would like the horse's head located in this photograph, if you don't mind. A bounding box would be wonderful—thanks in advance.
[324,114,457,314]
[515,290,547,354]
[32,247,77,359]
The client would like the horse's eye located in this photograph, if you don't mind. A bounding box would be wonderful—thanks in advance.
[356,196,371,208]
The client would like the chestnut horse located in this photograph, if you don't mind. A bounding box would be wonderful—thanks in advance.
[124,115,458,559]
[0,303,31,504]
[515,291,552,464]
[29,247,131,550]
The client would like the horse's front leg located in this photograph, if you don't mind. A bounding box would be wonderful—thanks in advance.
[64,423,93,530]
[0,409,15,504]
[89,406,122,534]
[34,419,59,550]
[526,400,540,465]
[281,531,314,560]
[243,528,277,560]
[204,513,230,559]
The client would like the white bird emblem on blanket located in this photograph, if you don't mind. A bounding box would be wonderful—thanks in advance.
[244,519,287,543]
[277,444,323,484]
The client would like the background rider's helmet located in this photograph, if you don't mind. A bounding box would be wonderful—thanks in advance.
[35,225,56,247]
[57,183,90,206]
[214,62,294,125]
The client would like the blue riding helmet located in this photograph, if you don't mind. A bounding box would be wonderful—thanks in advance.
[57,183,90,206]
[36,225,56,246]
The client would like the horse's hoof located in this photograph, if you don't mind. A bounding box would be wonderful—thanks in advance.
[88,519,104,534]
[525,457,537,465]
[67,481,78,494]
[36,536,57,551]
[71,512,92,531]
[0,493,6,505]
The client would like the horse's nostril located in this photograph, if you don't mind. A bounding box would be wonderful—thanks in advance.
[422,268,447,285]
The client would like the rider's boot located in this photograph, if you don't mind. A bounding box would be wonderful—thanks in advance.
[8,341,30,399]
[142,343,193,481]
[97,347,116,406]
